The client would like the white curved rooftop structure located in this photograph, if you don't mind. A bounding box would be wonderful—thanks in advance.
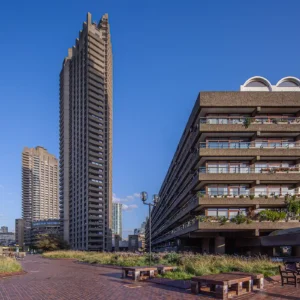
[240,76,300,91]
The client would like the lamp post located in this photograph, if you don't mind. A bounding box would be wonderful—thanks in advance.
[140,191,159,266]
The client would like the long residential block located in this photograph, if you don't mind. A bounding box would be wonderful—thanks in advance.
[148,76,300,255]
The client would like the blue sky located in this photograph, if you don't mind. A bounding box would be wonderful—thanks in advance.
[0,0,299,235]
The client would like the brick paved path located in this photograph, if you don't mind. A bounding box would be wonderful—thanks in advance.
[0,255,299,299]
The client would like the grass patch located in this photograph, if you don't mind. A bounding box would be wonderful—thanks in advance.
[0,257,23,274]
[42,251,281,280]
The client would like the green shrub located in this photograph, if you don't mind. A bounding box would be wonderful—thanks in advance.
[0,257,22,274]
[231,214,247,224]
[42,251,281,280]
[259,210,286,222]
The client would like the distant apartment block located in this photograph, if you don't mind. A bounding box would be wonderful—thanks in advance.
[22,146,59,245]
[149,76,300,255]
[0,231,15,246]
[112,203,122,238]
[15,219,24,247]
[60,12,113,251]
[0,226,8,233]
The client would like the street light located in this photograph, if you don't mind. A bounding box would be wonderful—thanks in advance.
[140,191,159,266]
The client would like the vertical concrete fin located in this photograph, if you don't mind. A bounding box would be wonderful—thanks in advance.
[87,12,92,25]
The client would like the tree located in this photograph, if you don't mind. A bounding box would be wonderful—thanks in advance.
[35,234,69,252]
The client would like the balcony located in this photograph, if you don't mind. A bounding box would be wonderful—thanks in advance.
[89,203,102,209]
[152,218,300,246]
[88,215,102,220]
[199,141,300,158]
[152,194,288,239]
[200,116,300,126]
[197,167,300,186]
[197,220,300,231]
[199,117,300,135]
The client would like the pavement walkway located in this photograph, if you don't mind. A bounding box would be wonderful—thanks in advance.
[0,256,299,299]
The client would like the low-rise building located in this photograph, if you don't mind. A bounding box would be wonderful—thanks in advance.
[0,232,15,246]
[30,219,60,247]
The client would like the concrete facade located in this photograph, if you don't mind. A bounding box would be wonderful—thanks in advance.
[22,146,59,245]
[128,235,139,252]
[149,77,300,254]
[15,219,24,247]
[30,219,60,247]
[59,12,113,251]
[112,203,122,238]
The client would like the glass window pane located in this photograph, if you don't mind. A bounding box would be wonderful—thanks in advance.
[229,211,239,219]
[207,209,217,217]
[218,210,228,217]
[255,186,267,196]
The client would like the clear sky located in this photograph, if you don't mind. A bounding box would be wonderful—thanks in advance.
[0,0,299,236]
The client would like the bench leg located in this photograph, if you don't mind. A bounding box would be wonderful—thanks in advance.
[191,281,199,294]
[244,279,253,292]
[122,270,126,278]
[216,284,228,300]
[237,282,243,295]
[134,271,140,281]
[149,270,154,279]
[258,278,264,289]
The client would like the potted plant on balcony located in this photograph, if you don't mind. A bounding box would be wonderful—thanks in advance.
[259,210,287,222]
[249,194,255,200]
[196,191,204,198]
[243,117,252,128]
[278,118,288,124]
[239,195,244,199]
[218,216,228,225]
[271,118,278,124]
[231,213,247,224]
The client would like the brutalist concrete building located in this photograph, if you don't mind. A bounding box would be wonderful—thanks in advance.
[60,13,113,251]
[149,76,300,255]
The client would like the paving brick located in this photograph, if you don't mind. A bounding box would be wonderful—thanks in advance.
[0,256,298,299]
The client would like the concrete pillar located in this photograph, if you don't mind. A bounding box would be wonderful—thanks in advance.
[293,246,300,257]
[215,236,225,254]
[201,238,210,253]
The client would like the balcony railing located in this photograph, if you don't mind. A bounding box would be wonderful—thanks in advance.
[200,117,300,125]
[198,167,300,174]
[199,141,300,149]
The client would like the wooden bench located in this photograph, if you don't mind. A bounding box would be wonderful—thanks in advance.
[122,266,157,281]
[191,273,252,299]
[156,265,177,275]
[279,265,300,287]
[222,272,264,289]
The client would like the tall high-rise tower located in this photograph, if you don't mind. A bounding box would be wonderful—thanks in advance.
[112,203,122,238]
[22,146,59,243]
[60,12,113,251]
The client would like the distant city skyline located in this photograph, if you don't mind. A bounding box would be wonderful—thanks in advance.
[0,0,299,234]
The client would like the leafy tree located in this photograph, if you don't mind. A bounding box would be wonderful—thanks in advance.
[35,234,69,252]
